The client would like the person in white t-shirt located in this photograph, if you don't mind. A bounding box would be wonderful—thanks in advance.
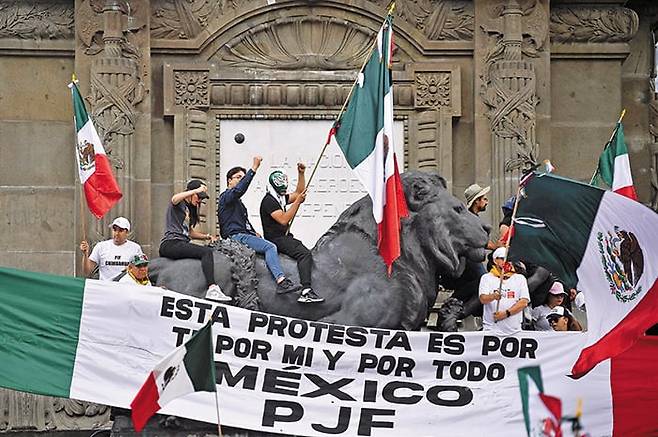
[479,247,530,335]
[79,217,144,281]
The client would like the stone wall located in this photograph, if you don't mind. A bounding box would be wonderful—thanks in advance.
[0,0,654,433]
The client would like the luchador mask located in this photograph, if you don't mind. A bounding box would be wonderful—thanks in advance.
[269,171,288,195]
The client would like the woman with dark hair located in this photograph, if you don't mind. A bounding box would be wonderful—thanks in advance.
[159,180,231,302]
[531,281,568,331]
[546,306,583,332]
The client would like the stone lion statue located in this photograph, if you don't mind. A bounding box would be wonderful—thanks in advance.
[149,171,489,330]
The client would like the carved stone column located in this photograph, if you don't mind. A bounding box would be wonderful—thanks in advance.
[475,0,549,228]
[75,0,151,253]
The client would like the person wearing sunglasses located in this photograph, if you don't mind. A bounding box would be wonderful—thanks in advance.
[546,306,583,332]
[79,217,144,281]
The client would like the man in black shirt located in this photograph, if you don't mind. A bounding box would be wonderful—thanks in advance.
[260,163,324,304]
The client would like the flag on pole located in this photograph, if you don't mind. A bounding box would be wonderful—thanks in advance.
[130,322,216,432]
[518,366,562,437]
[509,173,658,378]
[332,12,408,272]
[591,121,638,201]
[69,79,122,218]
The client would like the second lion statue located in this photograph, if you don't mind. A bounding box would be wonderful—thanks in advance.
[149,171,489,330]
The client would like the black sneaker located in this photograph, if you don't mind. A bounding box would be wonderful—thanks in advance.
[276,278,302,294]
[298,288,324,303]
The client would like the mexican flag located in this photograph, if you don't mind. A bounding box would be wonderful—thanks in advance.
[131,322,216,432]
[518,366,562,437]
[591,121,638,200]
[509,173,658,378]
[333,14,408,272]
[69,80,122,218]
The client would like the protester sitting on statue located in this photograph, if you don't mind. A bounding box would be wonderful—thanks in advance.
[79,217,144,281]
[479,247,530,334]
[159,180,231,303]
[113,254,151,286]
[546,306,583,332]
[531,281,568,331]
[218,156,302,294]
[260,165,324,304]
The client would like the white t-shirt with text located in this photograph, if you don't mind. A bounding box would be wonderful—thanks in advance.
[89,240,143,281]
[479,272,530,335]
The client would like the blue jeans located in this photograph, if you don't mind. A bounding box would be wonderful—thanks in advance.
[231,233,284,280]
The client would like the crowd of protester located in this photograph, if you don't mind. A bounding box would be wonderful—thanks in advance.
[464,183,586,334]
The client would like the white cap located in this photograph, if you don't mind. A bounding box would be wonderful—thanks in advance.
[110,217,131,231]
[492,247,507,259]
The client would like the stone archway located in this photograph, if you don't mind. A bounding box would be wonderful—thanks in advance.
[161,1,464,231]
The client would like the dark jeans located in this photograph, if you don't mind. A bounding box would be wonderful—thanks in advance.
[271,236,313,288]
[159,239,215,287]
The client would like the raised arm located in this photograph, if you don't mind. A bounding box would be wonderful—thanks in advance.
[220,156,262,205]
[270,190,306,226]
[289,162,306,203]
[171,184,207,205]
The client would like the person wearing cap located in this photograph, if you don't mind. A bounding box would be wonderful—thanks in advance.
[531,281,568,331]
[546,306,583,332]
[479,246,530,334]
[464,183,490,216]
[218,156,302,295]
[159,180,232,303]
[79,217,144,281]
[113,254,152,286]
[464,183,497,253]
[259,163,324,304]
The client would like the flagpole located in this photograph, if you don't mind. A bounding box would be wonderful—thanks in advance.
[589,109,626,184]
[71,74,89,271]
[494,182,524,318]
[288,2,396,231]
[213,390,224,437]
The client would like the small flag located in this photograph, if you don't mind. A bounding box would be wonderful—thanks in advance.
[518,366,562,437]
[591,121,638,201]
[130,322,216,432]
[509,173,658,378]
[332,13,409,272]
[69,78,122,218]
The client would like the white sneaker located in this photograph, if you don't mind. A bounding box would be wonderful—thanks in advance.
[205,284,232,302]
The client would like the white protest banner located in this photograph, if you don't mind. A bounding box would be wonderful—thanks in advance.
[0,267,653,436]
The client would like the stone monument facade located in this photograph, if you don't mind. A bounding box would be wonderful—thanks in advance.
[0,0,654,434]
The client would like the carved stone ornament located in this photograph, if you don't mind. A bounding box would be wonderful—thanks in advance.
[370,0,474,41]
[214,16,410,71]
[550,6,639,44]
[0,2,74,39]
[175,71,210,108]
[481,0,549,58]
[415,72,451,109]
[649,73,658,211]
[152,0,238,39]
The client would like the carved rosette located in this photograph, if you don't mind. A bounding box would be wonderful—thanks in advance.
[415,73,451,109]
[550,6,639,43]
[175,71,210,108]
[0,3,74,39]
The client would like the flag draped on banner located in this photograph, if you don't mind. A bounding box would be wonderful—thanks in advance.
[131,322,216,432]
[518,366,562,437]
[509,173,658,378]
[591,121,638,200]
[332,13,408,272]
[69,80,122,218]
[2,265,658,436]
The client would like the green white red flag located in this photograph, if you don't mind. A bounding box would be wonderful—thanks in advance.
[591,121,638,200]
[69,80,122,218]
[509,173,658,378]
[130,322,216,432]
[518,366,562,437]
[332,13,408,272]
